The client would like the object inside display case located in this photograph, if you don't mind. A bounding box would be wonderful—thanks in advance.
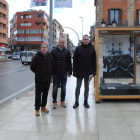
[103,54,134,78]
[100,83,140,95]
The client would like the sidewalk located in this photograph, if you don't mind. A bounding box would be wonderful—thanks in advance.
[0,76,140,140]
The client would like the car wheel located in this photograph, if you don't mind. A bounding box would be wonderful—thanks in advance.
[22,62,24,64]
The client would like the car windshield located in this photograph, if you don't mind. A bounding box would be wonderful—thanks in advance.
[13,53,19,55]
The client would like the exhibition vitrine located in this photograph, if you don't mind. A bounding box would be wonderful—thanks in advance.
[94,27,140,102]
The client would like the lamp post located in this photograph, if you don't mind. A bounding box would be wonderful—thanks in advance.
[79,16,83,39]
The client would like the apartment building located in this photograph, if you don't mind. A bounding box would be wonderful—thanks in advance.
[64,33,70,48]
[10,9,49,52]
[93,0,140,102]
[53,19,64,47]
[0,0,9,56]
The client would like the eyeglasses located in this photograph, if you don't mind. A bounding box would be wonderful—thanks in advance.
[41,47,47,49]
[83,39,89,40]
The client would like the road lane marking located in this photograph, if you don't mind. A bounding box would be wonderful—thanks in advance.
[0,83,35,105]
[10,65,22,68]
[0,68,29,76]
[5,62,13,63]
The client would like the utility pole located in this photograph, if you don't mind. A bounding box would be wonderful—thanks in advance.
[49,0,53,52]
[79,17,83,39]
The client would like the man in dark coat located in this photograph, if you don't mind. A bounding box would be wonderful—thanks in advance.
[30,43,54,116]
[51,38,72,109]
[73,35,96,108]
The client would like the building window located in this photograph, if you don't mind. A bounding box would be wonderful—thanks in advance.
[20,23,31,26]
[136,9,140,25]
[44,14,47,19]
[110,9,119,23]
[29,15,32,18]
[36,14,43,18]
[21,16,23,19]
[14,30,17,35]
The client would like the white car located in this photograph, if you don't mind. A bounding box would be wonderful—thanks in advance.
[12,52,20,60]
[21,51,36,64]
[137,53,140,63]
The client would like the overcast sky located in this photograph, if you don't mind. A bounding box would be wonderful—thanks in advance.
[6,0,95,46]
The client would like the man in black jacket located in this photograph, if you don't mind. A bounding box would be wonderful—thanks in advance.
[51,38,72,109]
[73,35,96,108]
[30,43,54,116]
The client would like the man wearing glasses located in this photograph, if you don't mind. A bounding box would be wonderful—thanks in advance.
[51,38,72,109]
[73,35,97,108]
[30,43,54,116]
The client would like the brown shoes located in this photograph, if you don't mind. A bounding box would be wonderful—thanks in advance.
[35,110,40,116]
[41,107,49,113]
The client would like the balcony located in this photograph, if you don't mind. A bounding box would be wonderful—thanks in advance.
[94,20,128,27]
[0,5,7,11]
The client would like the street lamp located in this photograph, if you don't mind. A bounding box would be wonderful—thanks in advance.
[79,16,83,39]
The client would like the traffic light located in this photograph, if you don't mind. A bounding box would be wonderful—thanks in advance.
[59,26,61,31]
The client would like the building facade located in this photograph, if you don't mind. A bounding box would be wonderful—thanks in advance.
[53,19,64,48]
[64,33,70,48]
[10,9,49,52]
[0,0,9,56]
[95,0,140,26]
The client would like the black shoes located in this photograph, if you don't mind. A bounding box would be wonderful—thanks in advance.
[73,100,90,108]
[84,100,90,108]
[73,101,79,108]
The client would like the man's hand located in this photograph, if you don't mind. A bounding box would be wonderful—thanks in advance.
[73,72,76,77]
[93,72,96,77]
[68,74,71,77]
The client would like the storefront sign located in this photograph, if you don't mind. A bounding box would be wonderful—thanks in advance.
[0,44,6,47]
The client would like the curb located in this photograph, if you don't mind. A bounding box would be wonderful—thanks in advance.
[0,83,35,107]
[0,59,13,61]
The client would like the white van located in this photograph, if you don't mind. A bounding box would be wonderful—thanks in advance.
[21,51,36,64]
[13,52,20,60]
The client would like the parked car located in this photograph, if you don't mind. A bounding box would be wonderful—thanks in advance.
[21,51,36,64]
[12,52,20,60]
[137,53,140,62]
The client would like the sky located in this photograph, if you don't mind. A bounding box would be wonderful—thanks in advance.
[6,0,95,46]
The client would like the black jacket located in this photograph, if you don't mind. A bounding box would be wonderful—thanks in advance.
[73,42,96,77]
[30,51,54,81]
[51,46,72,75]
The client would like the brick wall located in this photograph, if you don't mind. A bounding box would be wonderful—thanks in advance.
[103,0,127,22]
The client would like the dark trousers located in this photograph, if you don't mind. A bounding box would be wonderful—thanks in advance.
[35,80,50,110]
[75,77,89,101]
[52,73,67,103]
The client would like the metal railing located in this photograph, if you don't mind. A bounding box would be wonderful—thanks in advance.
[0,6,6,11]
[94,20,140,27]
[94,20,128,27]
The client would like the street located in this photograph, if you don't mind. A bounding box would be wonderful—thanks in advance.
[0,60,35,106]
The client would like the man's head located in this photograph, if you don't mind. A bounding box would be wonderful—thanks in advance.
[40,43,48,54]
[83,35,90,45]
[58,38,65,49]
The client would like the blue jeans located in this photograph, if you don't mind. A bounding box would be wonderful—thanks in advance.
[75,77,89,101]
[53,73,67,103]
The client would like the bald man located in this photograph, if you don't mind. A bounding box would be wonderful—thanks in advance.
[51,38,72,109]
